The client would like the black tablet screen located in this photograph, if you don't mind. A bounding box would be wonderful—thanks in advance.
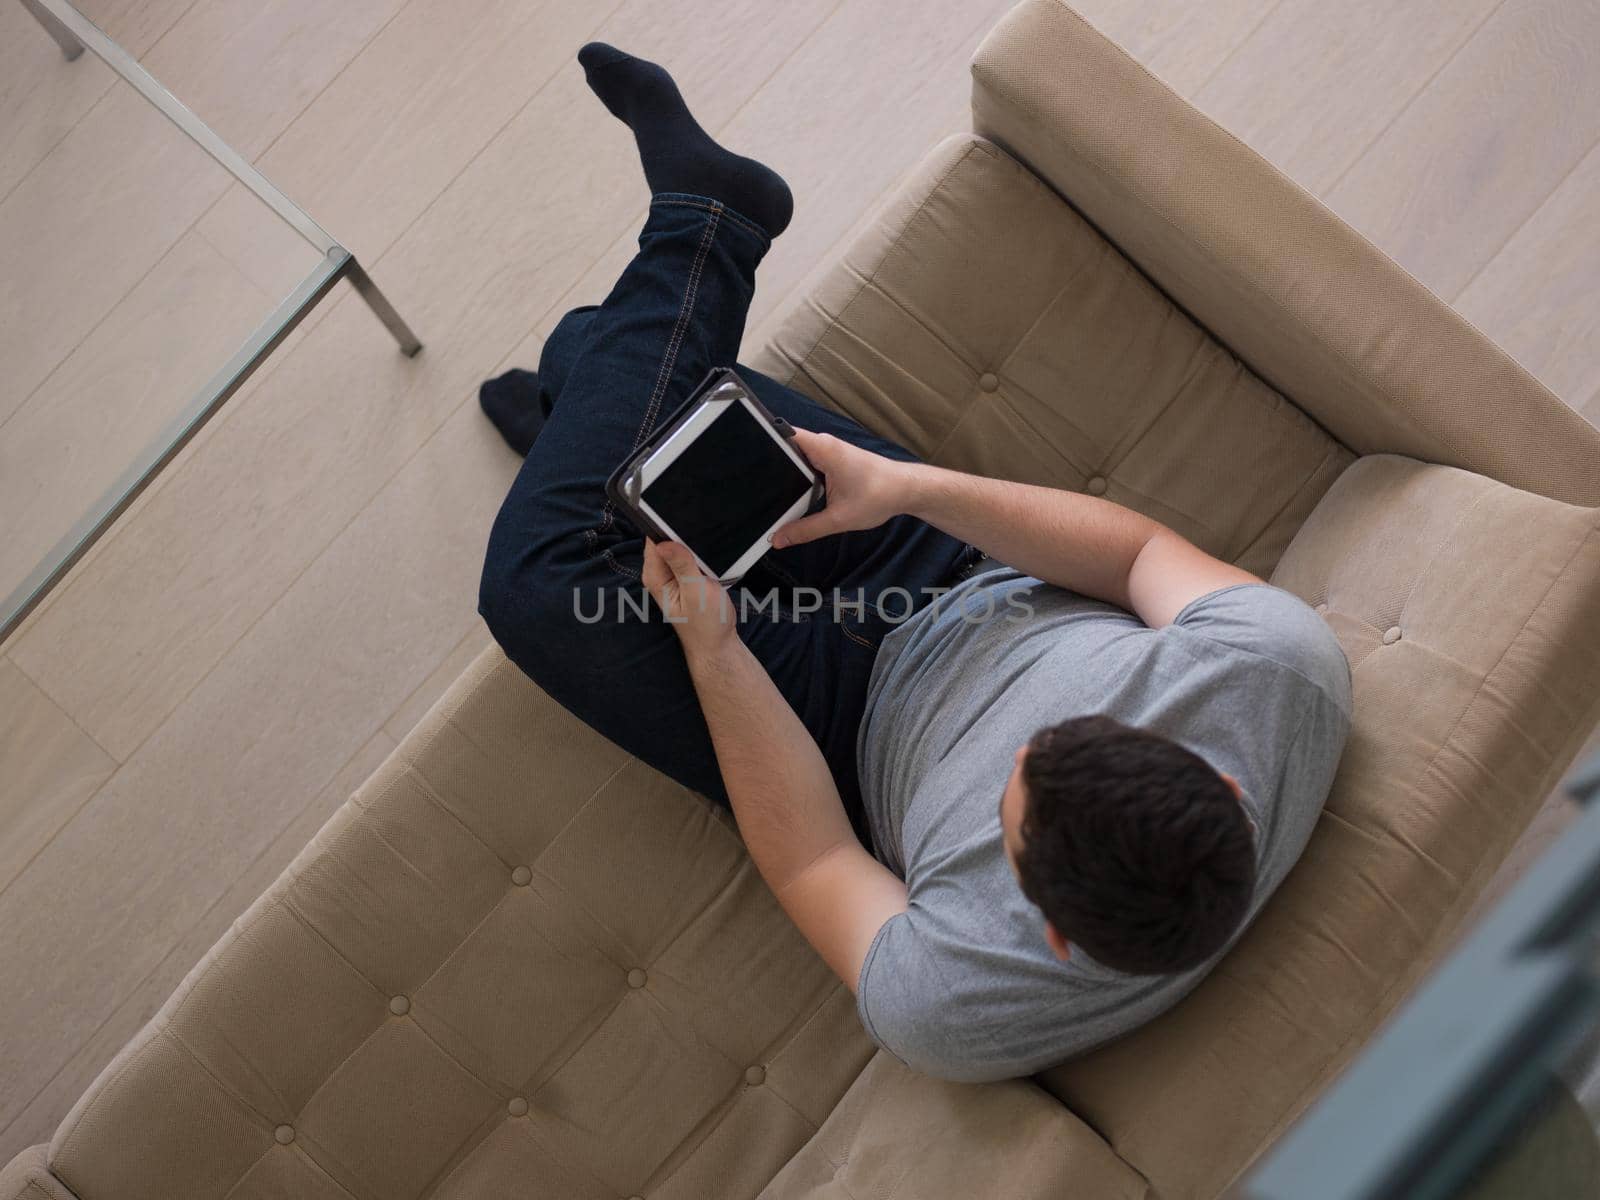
[640,400,813,576]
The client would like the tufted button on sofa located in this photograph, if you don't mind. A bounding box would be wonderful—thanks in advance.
[6,2,1600,1198]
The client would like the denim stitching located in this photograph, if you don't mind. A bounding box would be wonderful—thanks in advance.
[587,207,724,584]
[596,203,722,543]
[759,560,881,648]
[601,543,642,581]
[651,194,769,243]
[841,622,879,652]
[639,208,722,452]
[582,523,644,580]
[675,201,766,242]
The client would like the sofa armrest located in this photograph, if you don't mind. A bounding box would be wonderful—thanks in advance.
[0,1147,78,1200]
[970,0,1600,505]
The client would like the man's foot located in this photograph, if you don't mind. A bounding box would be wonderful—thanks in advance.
[578,42,793,239]
[479,368,546,457]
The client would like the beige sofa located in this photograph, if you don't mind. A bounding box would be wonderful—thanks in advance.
[8,2,1600,1198]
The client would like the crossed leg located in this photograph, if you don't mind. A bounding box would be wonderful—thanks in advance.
[478,48,966,846]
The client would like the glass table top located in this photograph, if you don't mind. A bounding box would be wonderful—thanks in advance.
[0,0,418,642]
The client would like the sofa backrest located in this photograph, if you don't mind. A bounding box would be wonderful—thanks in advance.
[970,0,1600,506]
[752,134,1352,582]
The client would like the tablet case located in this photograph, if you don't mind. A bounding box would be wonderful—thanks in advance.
[603,367,825,554]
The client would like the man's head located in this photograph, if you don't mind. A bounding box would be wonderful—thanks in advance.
[998,715,1257,976]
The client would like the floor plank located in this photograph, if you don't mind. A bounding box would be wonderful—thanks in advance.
[1193,0,1503,195]
[187,0,622,313]
[0,400,512,1138]
[80,0,210,58]
[1325,0,1600,302]
[725,0,1016,335]
[383,624,492,743]
[0,728,396,1161]
[0,80,229,427]
[0,315,313,648]
[1,0,415,431]
[137,0,408,162]
[196,0,621,283]
[0,230,271,607]
[0,0,841,1133]
[510,0,1012,368]
[1454,136,1600,407]
[3,0,295,210]
[190,186,325,306]
[1068,0,1283,95]
[8,0,839,763]
[7,282,452,763]
[0,1,117,202]
[0,658,116,898]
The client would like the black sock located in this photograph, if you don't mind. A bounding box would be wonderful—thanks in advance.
[578,42,793,239]
[479,368,546,457]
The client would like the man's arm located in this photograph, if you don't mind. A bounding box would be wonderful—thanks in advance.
[774,431,1261,628]
[640,540,906,992]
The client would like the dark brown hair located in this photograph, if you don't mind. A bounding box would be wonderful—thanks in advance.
[1015,715,1257,975]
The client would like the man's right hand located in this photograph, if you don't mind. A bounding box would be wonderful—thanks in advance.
[642,539,739,662]
[771,429,914,548]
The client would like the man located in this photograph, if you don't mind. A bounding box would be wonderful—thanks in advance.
[479,43,1353,1082]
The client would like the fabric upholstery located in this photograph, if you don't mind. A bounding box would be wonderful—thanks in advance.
[747,113,1600,1199]
[757,1054,1148,1199]
[751,135,1353,581]
[969,0,1600,508]
[1036,456,1600,1198]
[0,1147,75,1200]
[11,4,1600,1199]
[45,649,877,1200]
[1458,1083,1600,1200]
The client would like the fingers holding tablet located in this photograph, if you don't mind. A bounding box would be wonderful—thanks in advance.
[771,430,910,549]
[606,369,822,583]
[643,539,737,655]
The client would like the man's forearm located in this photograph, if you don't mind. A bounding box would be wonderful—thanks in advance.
[900,463,1165,610]
[682,638,859,895]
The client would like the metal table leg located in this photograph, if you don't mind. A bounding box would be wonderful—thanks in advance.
[342,256,424,358]
[20,0,85,59]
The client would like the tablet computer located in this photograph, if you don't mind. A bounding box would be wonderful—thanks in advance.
[605,368,823,582]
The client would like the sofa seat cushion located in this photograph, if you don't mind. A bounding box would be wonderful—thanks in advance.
[751,133,1354,579]
[1035,455,1600,1198]
[758,1053,1149,1200]
[48,650,878,1200]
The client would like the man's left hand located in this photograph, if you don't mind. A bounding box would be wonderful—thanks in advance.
[771,429,912,548]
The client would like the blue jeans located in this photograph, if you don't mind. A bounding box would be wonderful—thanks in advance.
[479,195,968,845]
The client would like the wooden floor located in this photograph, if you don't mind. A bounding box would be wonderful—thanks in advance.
[3,0,1599,1159]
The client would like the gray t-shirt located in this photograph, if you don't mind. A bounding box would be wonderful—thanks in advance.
[855,572,1352,1083]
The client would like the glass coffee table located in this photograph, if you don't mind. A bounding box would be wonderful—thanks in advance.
[1,0,422,641]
